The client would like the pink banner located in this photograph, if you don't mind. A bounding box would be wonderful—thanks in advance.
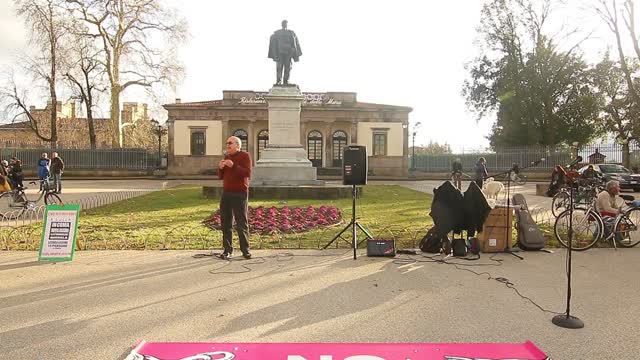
[125,341,549,360]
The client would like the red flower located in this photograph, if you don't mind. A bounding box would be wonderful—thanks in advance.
[203,205,343,235]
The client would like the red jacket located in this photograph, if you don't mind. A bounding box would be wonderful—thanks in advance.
[218,151,252,192]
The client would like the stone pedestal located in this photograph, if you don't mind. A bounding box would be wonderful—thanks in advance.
[252,86,320,185]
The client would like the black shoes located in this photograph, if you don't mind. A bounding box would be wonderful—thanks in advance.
[218,252,251,260]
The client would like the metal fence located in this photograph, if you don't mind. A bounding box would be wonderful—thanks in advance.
[411,142,640,173]
[577,143,640,170]
[411,146,572,172]
[0,147,165,170]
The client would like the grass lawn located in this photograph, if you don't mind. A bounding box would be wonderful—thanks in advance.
[2,185,578,251]
[62,184,434,250]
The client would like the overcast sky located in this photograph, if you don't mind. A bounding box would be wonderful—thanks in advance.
[0,0,622,151]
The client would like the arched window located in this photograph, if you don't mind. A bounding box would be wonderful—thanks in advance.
[307,130,323,167]
[232,129,248,152]
[257,129,269,160]
[332,130,348,167]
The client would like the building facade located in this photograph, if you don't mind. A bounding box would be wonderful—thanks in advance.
[0,101,151,149]
[163,90,412,176]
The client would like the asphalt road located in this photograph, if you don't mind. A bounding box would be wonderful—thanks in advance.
[1,248,638,359]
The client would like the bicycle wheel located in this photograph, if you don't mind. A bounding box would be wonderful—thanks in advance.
[45,192,63,206]
[0,192,26,220]
[554,207,602,251]
[551,191,571,217]
[613,207,640,247]
[515,175,527,186]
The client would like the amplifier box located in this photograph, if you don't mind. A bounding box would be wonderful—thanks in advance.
[367,239,396,257]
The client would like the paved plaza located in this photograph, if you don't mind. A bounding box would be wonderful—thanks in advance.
[1,248,638,359]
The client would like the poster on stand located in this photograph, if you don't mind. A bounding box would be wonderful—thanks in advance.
[38,204,80,262]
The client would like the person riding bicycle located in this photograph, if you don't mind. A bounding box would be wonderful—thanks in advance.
[509,162,521,183]
[8,158,24,190]
[451,158,463,190]
[596,180,624,237]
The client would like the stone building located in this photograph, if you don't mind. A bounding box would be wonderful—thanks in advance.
[163,90,412,176]
[0,101,150,149]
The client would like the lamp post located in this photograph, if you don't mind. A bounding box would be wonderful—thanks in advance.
[150,119,167,169]
[412,131,417,170]
[411,121,421,170]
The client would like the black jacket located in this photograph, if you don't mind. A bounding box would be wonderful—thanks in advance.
[429,181,491,236]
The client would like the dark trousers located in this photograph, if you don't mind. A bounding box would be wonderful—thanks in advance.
[52,173,62,193]
[220,191,250,254]
[475,179,483,188]
[276,57,292,84]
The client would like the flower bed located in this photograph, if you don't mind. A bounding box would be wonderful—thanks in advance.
[203,205,343,235]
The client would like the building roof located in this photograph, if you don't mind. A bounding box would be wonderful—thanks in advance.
[163,90,412,112]
[0,118,110,130]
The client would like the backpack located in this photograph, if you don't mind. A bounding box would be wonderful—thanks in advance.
[420,227,446,253]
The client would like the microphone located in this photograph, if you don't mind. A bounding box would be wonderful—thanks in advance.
[531,157,546,166]
[567,156,583,167]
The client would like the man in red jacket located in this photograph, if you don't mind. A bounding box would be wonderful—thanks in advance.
[218,136,253,259]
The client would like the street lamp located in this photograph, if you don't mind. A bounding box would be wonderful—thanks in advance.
[411,121,422,170]
[150,119,168,169]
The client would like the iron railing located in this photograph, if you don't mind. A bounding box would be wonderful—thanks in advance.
[0,147,166,170]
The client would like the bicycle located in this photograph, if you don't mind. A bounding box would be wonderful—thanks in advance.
[510,172,527,186]
[551,176,605,217]
[0,178,63,219]
[553,194,640,250]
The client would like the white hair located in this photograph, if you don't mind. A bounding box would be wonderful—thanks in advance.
[229,136,242,148]
[606,180,619,192]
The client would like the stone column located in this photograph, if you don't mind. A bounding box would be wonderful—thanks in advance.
[247,121,255,163]
[221,120,229,154]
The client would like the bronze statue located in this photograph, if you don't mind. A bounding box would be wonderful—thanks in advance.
[268,20,302,86]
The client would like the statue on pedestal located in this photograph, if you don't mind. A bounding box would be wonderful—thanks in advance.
[268,20,302,86]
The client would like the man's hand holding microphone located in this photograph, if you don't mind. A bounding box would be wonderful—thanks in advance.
[218,159,234,169]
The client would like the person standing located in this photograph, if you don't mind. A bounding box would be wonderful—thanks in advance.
[50,152,65,193]
[451,158,463,190]
[37,153,51,191]
[474,157,488,188]
[217,136,252,260]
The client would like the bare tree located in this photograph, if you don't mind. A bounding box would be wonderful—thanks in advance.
[64,35,105,149]
[66,0,187,148]
[9,0,71,146]
[593,0,640,105]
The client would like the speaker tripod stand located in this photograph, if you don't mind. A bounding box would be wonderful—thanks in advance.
[323,185,373,259]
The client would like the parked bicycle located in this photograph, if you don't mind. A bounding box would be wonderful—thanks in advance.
[554,194,640,250]
[551,175,606,217]
[0,178,63,219]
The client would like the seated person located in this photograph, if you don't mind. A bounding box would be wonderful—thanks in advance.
[0,175,11,193]
[580,164,597,186]
[582,164,596,179]
[8,159,24,189]
[546,165,566,197]
[596,180,624,236]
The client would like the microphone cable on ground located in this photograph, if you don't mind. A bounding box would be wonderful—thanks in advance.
[394,253,563,315]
